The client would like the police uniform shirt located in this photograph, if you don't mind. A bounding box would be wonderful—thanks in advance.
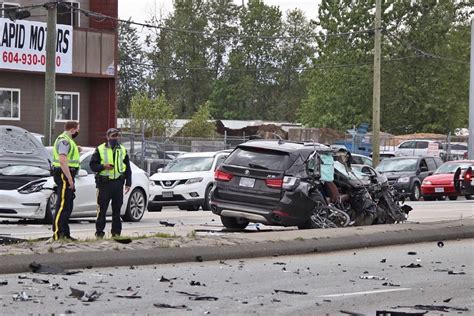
[57,139,70,156]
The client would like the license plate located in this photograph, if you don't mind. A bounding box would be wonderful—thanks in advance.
[239,177,255,188]
[162,191,173,198]
[435,187,444,193]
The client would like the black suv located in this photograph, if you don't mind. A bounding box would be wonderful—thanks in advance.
[375,156,443,201]
[210,140,323,229]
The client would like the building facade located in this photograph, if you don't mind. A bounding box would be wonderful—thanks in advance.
[0,0,118,145]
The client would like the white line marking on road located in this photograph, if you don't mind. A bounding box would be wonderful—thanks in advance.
[319,288,411,298]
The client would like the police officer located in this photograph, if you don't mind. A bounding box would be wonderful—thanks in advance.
[51,121,81,241]
[89,128,132,238]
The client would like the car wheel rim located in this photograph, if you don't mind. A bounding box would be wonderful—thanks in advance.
[414,186,420,200]
[130,190,145,219]
[207,186,213,208]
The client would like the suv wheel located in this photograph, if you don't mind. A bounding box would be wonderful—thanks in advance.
[202,185,213,211]
[410,183,421,201]
[465,194,472,200]
[448,196,458,201]
[423,195,434,201]
[220,216,249,229]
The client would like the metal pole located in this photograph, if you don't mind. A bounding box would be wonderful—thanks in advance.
[468,19,474,159]
[43,2,57,146]
[372,0,382,166]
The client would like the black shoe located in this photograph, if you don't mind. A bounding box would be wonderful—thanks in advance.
[95,232,105,239]
[111,233,121,238]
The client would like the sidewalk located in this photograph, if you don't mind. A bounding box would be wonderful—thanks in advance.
[1,219,473,274]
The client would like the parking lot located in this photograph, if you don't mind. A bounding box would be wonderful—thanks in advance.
[1,198,472,242]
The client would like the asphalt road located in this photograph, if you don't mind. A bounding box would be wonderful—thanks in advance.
[0,199,472,241]
[0,239,472,315]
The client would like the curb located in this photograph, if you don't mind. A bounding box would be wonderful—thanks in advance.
[1,221,473,275]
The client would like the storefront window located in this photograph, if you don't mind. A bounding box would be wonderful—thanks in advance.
[0,88,20,120]
[57,2,80,27]
[55,92,79,122]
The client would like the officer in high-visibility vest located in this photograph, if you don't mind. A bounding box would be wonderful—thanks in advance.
[51,121,81,241]
[89,128,132,238]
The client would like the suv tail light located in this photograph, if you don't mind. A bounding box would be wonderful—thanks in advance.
[265,178,283,188]
[215,169,233,181]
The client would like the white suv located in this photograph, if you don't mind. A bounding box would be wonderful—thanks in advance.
[395,140,442,157]
[147,151,229,212]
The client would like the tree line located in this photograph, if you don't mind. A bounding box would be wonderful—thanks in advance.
[119,0,472,136]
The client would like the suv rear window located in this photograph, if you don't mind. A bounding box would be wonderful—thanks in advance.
[225,147,291,171]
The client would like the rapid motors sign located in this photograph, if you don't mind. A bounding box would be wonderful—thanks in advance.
[0,18,72,74]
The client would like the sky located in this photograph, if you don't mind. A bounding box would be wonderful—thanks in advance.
[118,0,319,24]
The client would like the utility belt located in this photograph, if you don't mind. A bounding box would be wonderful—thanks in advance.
[52,167,79,177]
[95,174,125,184]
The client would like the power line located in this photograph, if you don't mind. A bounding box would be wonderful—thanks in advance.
[384,30,469,65]
[59,2,376,41]
[124,55,425,73]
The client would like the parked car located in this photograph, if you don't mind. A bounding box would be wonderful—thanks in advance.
[421,160,474,201]
[441,142,468,161]
[395,140,442,158]
[148,151,229,212]
[0,126,150,223]
[370,151,396,161]
[375,156,443,201]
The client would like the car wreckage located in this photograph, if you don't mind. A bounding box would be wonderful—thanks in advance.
[211,140,411,229]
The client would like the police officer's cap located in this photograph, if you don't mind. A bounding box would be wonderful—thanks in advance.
[106,128,120,137]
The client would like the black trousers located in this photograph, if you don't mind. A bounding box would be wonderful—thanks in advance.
[52,169,76,240]
[96,179,124,236]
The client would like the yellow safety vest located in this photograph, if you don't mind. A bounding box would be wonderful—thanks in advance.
[98,143,127,179]
[52,132,80,168]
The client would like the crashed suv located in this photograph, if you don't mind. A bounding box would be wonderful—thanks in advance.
[210,140,322,229]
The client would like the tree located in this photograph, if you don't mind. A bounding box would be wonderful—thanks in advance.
[180,102,216,137]
[129,92,176,137]
[118,21,146,117]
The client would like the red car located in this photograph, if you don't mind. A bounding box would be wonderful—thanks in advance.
[421,160,474,201]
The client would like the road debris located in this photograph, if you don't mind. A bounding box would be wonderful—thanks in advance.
[395,305,469,312]
[190,281,206,286]
[437,241,444,248]
[0,280,7,286]
[12,291,29,301]
[447,270,466,275]
[159,221,176,227]
[189,296,218,301]
[160,275,178,282]
[32,278,50,284]
[154,303,188,309]
[340,310,365,316]
[116,291,142,299]
[380,258,386,263]
[359,275,388,280]
[69,287,101,302]
[407,252,417,255]
[443,297,453,303]
[274,289,308,295]
[401,263,422,268]
[376,310,427,315]
[382,282,400,287]
[273,262,287,265]
[29,262,81,275]
[195,256,203,262]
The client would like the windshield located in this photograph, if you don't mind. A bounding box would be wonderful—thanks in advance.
[435,162,472,174]
[0,165,50,177]
[225,147,291,171]
[163,157,214,172]
[334,161,367,180]
[376,158,418,172]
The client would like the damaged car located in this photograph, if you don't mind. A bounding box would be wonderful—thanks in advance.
[0,126,150,223]
[210,140,408,230]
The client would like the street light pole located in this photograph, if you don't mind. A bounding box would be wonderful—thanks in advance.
[372,0,382,166]
[469,19,474,159]
[43,2,57,146]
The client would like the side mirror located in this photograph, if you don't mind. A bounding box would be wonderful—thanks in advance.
[77,169,88,177]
